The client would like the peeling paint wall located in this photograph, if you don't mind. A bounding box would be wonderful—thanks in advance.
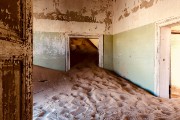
[33,0,113,34]
[113,0,180,34]
[33,32,66,71]
[113,0,180,95]
[33,0,113,71]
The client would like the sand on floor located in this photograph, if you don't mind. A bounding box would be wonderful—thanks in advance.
[33,63,180,120]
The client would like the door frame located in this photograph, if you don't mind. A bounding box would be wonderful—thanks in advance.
[65,34,103,71]
[155,16,180,98]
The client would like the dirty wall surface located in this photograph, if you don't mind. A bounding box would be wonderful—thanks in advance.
[33,0,113,71]
[33,32,66,71]
[33,0,113,34]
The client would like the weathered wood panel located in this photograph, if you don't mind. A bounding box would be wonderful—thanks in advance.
[0,0,23,42]
[0,0,33,120]
[1,60,22,120]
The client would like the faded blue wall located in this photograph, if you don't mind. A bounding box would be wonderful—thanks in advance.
[33,32,66,71]
[113,23,155,94]
[104,35,113,70]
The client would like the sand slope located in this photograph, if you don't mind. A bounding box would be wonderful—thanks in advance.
[33,64,180,120]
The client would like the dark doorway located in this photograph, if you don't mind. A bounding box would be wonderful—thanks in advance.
[70,38,99,68]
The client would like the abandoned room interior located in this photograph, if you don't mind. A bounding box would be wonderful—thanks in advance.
[1,0,180,120]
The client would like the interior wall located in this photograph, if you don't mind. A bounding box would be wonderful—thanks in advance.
[112,0,180,95]
[33,32,66,71]
[33,0,113,71]
[113,0,180,34]
[34,0,113,34]
[104,35,113,70]
[113,24,155,94]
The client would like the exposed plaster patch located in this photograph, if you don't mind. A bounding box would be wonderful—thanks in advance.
[140,0,154,9]
[118,15,123,21]
[33,10,98,23]
[91,9,98,19]
[131,6,139,13]
[104,11,112,31]
[33,0,113,33]
[123,8,130,17]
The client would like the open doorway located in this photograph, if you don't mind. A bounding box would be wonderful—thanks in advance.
[156,17,180,98]
[66,35,104,71]
[69,38,99,68]
[170,25,180,98]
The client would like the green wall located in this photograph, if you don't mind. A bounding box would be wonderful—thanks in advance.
[33,32,66,71]
[113,23,155,94]
[104,35,113,70]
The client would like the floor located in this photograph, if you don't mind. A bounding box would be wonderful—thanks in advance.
[33,63,180,120]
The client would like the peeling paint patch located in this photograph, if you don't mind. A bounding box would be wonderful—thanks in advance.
[33,10,98,23]
[33,0,113,33]
[131,6,139,13]
[118,15,123,21]
[123,8,130,17]
[140,0,154,9]
[117,0,161,21]
[104,11,112,31]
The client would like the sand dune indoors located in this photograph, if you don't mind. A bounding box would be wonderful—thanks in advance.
[33,63,180,120]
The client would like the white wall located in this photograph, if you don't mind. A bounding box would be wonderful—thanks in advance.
[113,0,180,34]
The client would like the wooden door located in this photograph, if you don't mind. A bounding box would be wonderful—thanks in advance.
[0,0,32,120]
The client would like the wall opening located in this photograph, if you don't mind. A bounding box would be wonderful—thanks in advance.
[170,25,180,98]
[156,17,180,98]
[70,38,99,68]
[66,35,104,71]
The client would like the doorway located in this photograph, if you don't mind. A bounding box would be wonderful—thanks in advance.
[170,25,180,98]
[69,38,99,68]
[155,17,180,98]
[66,35,104,71]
